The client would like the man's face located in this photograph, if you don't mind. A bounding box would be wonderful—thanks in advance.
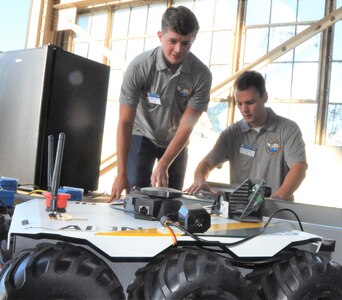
[158,29,196,65]
[234,86,268,128]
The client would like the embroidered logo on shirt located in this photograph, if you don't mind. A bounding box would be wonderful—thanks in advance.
[266,139,281,155]
[176,85,191,99]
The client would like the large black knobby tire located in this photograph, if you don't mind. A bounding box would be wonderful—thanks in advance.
[246,250,342,300]
[127,246,259,300]
[0,242,125,300]
[0,239,12,265]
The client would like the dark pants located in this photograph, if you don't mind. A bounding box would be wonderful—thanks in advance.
[126,135,188,191]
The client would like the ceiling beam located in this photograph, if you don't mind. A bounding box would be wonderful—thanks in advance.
[54,0,164,10]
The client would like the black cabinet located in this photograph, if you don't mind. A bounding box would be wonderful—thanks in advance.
[0,45,110,192]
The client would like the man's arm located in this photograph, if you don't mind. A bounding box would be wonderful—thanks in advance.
[270,161,307,200]
[110,103,136,200]
[184,158,216,194]
[150,106,202,187]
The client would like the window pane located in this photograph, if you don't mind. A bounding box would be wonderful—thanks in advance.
[271,0,297,23]
[76,14,90,40]
[246,0,271,25]
[146,3,166,35]
[112,9,130,38]
[101,102,119,157]
[126,39,144,63]
[211,31,233,64]
[292,62,318,100]
[191,31,212,64]
[269,102,317,144]
[129,6,148,36]
[110,40,126,69]
[294,26,320,62]
[173,0,194,10]
[88,44,104,63]
[144,37,160,51]
[297,0,324,21]
[333,21,342,60]
[90,11,107,40]
[214,0,238,29]
[329,62,342,104]
[326,104,342,146]
[265,63,292,100]
[207,102,229,133]
[194,0,215,31]
[107,70,124,101]
[244,28,269,63]
[210,65,232,98]
[73,43,88,58]
[269,26,295,62]
[290,103,317,145]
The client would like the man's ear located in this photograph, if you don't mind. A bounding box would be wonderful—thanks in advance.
[157,31,163,41]
[263,92,268,104]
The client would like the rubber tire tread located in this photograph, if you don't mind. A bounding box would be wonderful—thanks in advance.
[127,246,259,300]
[1,242,125,300]
[246,250,342,300]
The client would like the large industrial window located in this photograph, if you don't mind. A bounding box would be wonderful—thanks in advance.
[70,0,342,207]
[73,10,108,63]
[108,3,166,102]
[242,0,325,145]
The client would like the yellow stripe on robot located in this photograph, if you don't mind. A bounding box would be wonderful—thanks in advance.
[95,222,266,236]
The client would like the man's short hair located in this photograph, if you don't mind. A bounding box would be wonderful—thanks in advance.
[161,6,199,35]
[234,71,266,97]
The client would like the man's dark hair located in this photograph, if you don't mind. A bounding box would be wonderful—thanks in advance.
[234,71,266,96]
[161,6,199,35]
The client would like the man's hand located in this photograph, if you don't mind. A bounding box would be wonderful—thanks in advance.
[184,158,216,195]
[110,174,130,201]
[184,179,214,195]
[151,163,169,187]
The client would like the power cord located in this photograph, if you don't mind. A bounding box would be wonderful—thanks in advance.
[160,216,202,242]
[160,208,305,247]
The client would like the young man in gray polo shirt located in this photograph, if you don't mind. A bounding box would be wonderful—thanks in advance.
[110,6,212,200]
[186,71,307,201]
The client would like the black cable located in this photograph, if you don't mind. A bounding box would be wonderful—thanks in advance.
[114,204,304,249]
[216,207,304,247]
[172,223,203,241]
[266,208,304,231]
[160,216,203,241]
[165,207,304,247]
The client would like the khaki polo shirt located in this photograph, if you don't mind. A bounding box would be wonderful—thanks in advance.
[120,46,212,147]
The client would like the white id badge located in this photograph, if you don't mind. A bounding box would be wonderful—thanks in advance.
[240,144,256,157]
[147,92,161,105]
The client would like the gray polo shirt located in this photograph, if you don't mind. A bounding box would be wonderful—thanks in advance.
[206,108,307,196]
[120,46,212,147]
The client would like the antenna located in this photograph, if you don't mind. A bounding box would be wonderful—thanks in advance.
[49,133,66,216]
[47,135,54,193]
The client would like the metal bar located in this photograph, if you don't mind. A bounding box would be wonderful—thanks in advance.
[47,135,54,192]
[53,0,165,10]
[50,133,66,213]
[315,0,336,145]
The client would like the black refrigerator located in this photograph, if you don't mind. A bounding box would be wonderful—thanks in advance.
[0,45,110,192]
